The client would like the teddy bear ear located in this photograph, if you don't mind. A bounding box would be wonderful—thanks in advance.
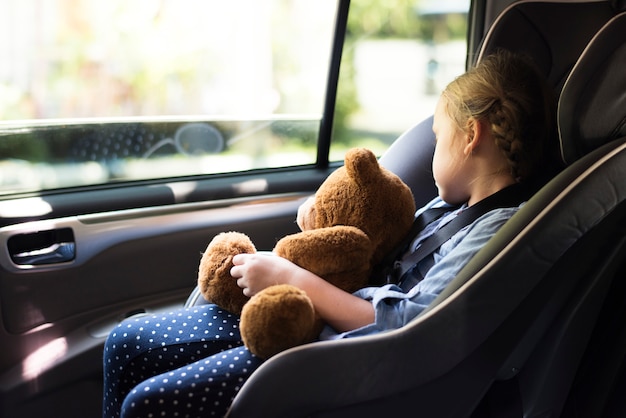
[343,148,380,187]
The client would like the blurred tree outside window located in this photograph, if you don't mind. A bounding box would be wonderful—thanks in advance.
[330,0,469,160]
[0,0,337,194]
[0,0,334,120]
[0,0,469,195]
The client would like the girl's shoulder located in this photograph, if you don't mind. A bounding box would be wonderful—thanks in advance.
[466,202,524,235]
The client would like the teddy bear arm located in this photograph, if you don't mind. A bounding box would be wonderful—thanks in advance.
[274,226,373,286]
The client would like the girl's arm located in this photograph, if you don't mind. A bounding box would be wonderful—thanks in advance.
[231,253,375,333]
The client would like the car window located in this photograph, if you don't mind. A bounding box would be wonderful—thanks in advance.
[0,0,469,197]
[0,0,338,195]
[330,0,469,160]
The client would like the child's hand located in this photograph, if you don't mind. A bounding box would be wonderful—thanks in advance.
[231,253,301,297]
[232,252,375,332]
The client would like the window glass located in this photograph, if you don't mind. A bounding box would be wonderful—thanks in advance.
[0,0,337,195]
[330,0,470,160]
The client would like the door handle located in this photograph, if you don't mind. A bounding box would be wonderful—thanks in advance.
[8,227,76,266]
[11,242,76,265]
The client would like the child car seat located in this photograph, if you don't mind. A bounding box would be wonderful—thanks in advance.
[223,8,626,418]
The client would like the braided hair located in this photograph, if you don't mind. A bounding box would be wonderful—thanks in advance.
[442,49,559,183]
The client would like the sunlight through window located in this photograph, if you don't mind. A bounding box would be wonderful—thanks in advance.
[22,337,68,380]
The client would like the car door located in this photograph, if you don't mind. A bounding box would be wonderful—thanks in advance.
[0,1,471,417]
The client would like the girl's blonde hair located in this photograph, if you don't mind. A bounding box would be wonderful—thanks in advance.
[443,49,558,183]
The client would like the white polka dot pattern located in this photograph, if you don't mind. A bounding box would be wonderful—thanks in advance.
[103,305,262,418]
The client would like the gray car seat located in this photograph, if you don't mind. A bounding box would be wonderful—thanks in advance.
[474,0,615,94]
[221,9,626,418]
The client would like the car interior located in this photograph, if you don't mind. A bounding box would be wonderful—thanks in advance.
[1,1,625,417]
[204,2,626,417]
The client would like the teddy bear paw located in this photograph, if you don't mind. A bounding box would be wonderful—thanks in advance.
[240,284,318,359]
[197,231,256,314]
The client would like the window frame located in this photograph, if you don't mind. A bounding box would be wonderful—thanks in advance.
[0,0,350,228]
[0,0,479,228]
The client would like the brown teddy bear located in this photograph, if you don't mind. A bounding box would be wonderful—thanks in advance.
[197,147,416,359]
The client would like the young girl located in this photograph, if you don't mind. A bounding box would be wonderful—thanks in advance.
[103,50,558,418]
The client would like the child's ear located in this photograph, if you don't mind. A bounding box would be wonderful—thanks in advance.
[463,118,483,155]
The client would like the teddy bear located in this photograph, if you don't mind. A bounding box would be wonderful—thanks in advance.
[197,147,416,359]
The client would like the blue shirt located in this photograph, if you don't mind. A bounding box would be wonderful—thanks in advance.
[319,196,523,340]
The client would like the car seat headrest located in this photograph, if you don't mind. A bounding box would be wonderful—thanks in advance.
[476,1,614,94]
[557,12,626,165]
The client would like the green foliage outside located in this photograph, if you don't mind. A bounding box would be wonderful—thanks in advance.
[332,0,467,149]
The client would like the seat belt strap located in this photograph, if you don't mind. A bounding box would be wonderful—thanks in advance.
[370,205,457,285]
[387,183,531,284]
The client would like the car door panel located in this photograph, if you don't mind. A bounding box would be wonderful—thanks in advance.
[2,193,305,330]
[0,172,326,417]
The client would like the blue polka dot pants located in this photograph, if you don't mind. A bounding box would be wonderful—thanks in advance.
[103,304,263,418]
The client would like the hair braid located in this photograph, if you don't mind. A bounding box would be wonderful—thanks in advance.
[489,99,527,181]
